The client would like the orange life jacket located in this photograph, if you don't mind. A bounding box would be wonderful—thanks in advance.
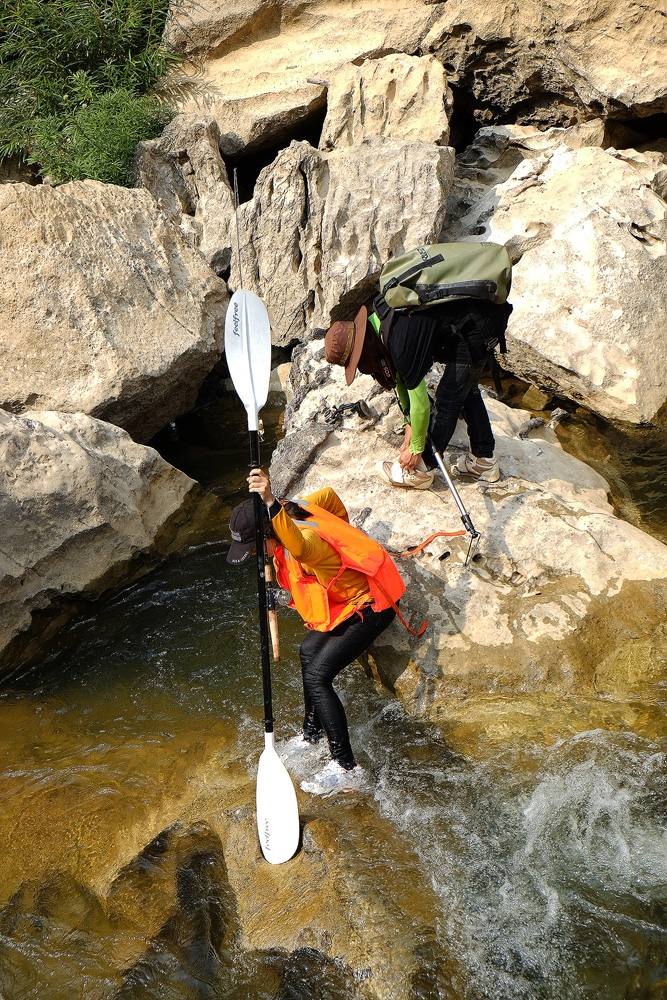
[273,500,411,633]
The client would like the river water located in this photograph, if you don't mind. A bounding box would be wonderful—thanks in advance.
[1,390,665,999]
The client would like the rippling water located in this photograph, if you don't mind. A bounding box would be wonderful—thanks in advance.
[0,389,665,999]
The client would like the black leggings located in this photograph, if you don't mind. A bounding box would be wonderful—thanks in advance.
[299,605,396,769]
[423,356,495,464]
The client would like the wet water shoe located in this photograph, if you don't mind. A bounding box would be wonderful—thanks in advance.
[301,760,368,797]
[380,460,435,490]
[454,454,500,483]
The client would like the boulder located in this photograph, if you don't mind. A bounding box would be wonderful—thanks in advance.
[166,2,666,153]
[167,1,442,154]
[450,143,667,425]
[0,181,228,441]
[320,53,453,151]
[425,0,667,124]
[0,410,220,674]
[232,139,455,345]
[270,342,667,749]
[135,115,236,274]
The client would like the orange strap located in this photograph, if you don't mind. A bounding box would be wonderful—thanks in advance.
[372,578,428,638]
[399,529,467,559]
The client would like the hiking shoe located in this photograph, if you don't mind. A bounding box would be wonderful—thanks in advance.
[454,453,500,483]
[380,460,435,490]
[301,760,368,797]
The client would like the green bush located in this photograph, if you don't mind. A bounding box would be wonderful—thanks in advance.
[0,0,181,184]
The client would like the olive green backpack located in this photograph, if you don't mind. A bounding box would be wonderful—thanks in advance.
[377,242,512,311]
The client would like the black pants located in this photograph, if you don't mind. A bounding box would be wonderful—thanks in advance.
[423,357,495,465]
[299,605,396,769]
[423,308,498,464]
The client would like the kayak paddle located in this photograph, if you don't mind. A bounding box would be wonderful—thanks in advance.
[224,288,300,865]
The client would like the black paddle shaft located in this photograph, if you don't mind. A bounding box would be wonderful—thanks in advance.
[249,430,274,733]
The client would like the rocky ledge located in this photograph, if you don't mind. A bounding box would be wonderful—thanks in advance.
[270,343,667,754]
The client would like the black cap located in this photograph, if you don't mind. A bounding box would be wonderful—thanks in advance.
[227,499,271,565]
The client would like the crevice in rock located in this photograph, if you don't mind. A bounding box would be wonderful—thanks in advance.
[603,112,667,151]
[224,105,327,203]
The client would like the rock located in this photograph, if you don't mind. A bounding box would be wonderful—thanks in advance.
[232,139,454,345]
[167,2,666,152]
[0,410,221,675]
[135,114,236,274]
[425,1,667,125]
[320,54,453,151]
[522,385,553,411]
[447,122,605,229]
[452,144,667,425]
[0,181,228,441]
[271,342,667,749]
[168,1,441,154]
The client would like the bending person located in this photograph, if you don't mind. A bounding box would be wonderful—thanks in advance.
[325,298,512,488]
[227,468,404,796]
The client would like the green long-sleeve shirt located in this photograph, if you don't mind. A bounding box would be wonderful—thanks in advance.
[368,312,430,454]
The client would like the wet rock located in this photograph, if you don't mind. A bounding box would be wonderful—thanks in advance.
[167,1,441,154]
[425,1,667,124]
[320,53,452,151]
[135,115,236,274]
[232,139,454,345]
[0,410,221,676]
[453,144,667,425]
[0,181,228,441]
[522,386,553,411]
[276,342,667,748]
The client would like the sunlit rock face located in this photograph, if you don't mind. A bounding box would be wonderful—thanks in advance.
[271,342,667,749]
[165,0,667,153]
[0,410,220,675]
[449,140,667,425]
[230,138,454,346]
[135,115,237,275]
[0,181,228,441]
[319,53,453,151]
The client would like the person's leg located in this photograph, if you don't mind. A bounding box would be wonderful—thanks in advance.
[422,360,477,468]
[301,606,396,768]
[462,365,495,459]
[299,630,327,742]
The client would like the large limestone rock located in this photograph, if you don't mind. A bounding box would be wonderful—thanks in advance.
[0,410,219,674]
[232,139,454,345]
[320,53,453,151]
[426,0,667,125]
[0,181,228,442]
[167,1,443,153]
[270,342,667,749]
[135,115,236,274]
[450,142,667,425]
[166,1,667,153]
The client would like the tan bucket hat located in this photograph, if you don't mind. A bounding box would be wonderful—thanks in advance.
[324,305,368,385]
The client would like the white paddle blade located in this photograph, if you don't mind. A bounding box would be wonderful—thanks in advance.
[224,290,272,431]
[256,733,300,864]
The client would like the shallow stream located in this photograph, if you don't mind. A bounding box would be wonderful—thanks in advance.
[1,391,665,999]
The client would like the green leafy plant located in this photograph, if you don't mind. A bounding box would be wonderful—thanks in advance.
[0,0,182,184]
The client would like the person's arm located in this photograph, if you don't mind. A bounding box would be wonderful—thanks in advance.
[248,469,336,565]
[406,381,430,454]
[301,486,348,521]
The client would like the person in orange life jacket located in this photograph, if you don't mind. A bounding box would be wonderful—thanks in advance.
[227,468,400,796]
[324,299,511,488]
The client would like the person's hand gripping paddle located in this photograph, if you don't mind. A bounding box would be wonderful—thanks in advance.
[225,289,300,865]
